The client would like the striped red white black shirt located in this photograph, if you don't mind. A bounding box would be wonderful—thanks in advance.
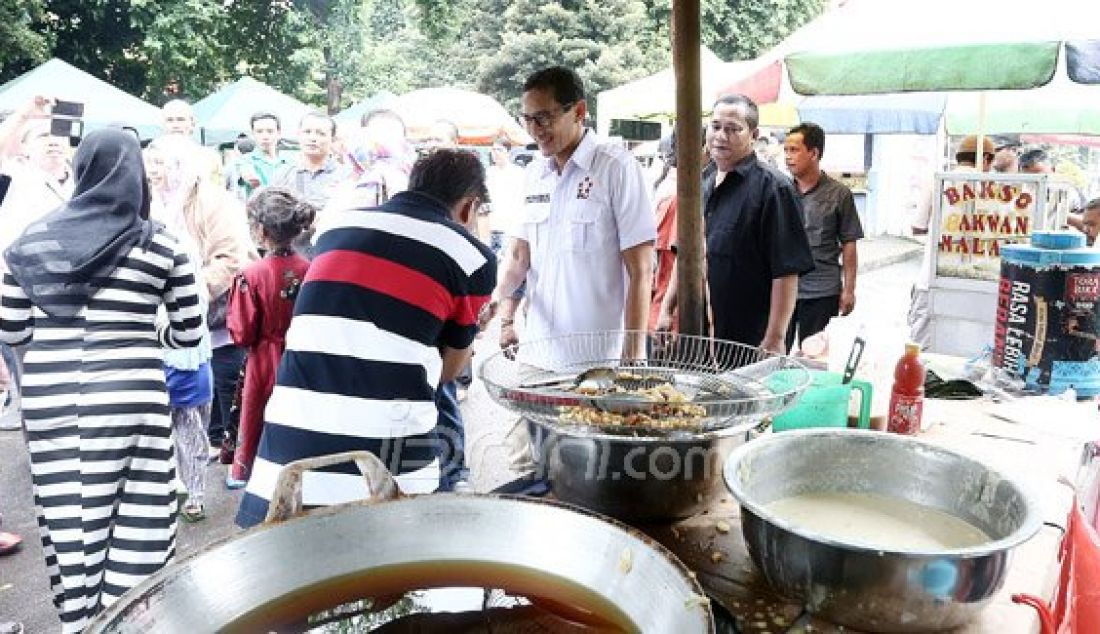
[237,191,495,527]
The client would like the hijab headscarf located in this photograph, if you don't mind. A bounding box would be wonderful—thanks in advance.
[4,128,156,317]
[335,134,413,209]
[147,135,204,240]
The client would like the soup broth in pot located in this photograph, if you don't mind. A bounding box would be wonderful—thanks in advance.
[766,491,992,551]
[227,561,640,633]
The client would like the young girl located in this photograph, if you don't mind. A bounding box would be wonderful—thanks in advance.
[226,188,314,486]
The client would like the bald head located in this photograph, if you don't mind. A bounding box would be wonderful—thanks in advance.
[162,99,195,136]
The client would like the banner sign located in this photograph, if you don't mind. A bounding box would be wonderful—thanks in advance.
[935,177,1039,281]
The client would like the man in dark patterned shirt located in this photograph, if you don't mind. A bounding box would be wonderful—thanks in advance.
[783,122,863,350]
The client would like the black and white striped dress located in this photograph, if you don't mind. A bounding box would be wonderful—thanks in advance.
[0,229,204,632]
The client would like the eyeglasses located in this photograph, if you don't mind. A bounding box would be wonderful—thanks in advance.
[518,103,575,129]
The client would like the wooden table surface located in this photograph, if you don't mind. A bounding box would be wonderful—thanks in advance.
[641,396,1095,633]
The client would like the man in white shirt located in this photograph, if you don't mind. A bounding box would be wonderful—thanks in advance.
[488,66,655,361]
[0,102,74,261]
[486,141,526,254]
[0,97,75,433]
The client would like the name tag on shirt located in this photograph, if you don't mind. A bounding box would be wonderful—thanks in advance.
[525,194,551,204]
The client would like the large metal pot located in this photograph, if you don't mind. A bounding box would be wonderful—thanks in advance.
[481,331,809,524]
[724,430,1041,633]
[530,420,745,523]
[88,452,714,633]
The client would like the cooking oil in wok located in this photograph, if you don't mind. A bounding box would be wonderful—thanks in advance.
[226,560,640,633]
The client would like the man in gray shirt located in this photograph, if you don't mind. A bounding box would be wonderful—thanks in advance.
[270,111,344,209]
[783,122,863,350]
[270,111,345,257]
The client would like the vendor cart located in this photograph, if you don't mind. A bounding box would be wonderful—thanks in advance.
[925,172,1080,356]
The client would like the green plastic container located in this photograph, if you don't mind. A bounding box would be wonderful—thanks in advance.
[767,369,873,432]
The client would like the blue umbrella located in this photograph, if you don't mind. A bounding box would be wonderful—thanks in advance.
[1067,39,1100,84]
[798,93,946,135]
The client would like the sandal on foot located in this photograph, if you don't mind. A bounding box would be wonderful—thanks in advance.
[219,442,235,465]
[180,503,206,523]
[225,474,247,490]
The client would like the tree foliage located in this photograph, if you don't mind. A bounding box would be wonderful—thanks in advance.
[0,0,825,116]
[139,0,320,103]
[476,0,667,117]
[702,0,826,61]
[0,0,52,80]
[37,0,151,96]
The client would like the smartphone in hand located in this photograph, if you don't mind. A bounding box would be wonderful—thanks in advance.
[52,100,84,118]
[50,118,83,145]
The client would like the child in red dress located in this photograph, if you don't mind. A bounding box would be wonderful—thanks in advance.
[226,188,314,486]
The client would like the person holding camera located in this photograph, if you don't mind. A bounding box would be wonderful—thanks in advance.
[0,96,75,269]
[0,97,76,434]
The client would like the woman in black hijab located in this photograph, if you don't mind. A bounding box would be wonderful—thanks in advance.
[0,129,206,632]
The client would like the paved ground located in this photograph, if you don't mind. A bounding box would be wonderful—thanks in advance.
[0,241,921,631]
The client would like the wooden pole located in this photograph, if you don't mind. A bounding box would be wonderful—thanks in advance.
[672,0,706,337]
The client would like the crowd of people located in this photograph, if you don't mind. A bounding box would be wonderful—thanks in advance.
[0,64,872,631]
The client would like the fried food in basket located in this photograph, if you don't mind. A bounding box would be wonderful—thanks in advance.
[560,383,708,430]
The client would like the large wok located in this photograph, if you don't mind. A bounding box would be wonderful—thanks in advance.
[87,451,714,633]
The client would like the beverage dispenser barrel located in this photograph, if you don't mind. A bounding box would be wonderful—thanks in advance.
[993,231,1100,397]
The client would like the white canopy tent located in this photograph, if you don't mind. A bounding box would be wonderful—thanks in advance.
[193,77,313,146]
[0,58,163,139]
[595,47,737,137]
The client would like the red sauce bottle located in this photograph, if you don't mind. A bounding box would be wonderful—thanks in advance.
[887,342,926,435]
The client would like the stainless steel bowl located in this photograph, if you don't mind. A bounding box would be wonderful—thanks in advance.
[723,430,1041,633]
[88,452,714,633]
[531,419,745,523]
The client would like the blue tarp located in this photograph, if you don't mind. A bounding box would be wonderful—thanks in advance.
[797,93,946,135]
[1068,39,1100,84]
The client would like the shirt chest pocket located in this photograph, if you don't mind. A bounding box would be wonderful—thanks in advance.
[804,221,824,247]
[568,199,609,252]
[522,202,552,252]
[802,208,828,247]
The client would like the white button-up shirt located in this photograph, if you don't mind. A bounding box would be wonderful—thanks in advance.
[0,159,73,273]
[509,130,655,348]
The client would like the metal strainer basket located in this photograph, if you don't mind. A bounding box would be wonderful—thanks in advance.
[478,330,811,438]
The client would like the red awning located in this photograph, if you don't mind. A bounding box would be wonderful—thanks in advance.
[719,60,783,104]
[1021,134,1100,148]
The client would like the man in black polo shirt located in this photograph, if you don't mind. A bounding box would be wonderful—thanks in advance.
[783,122,863,350]
[660,95,812,352]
